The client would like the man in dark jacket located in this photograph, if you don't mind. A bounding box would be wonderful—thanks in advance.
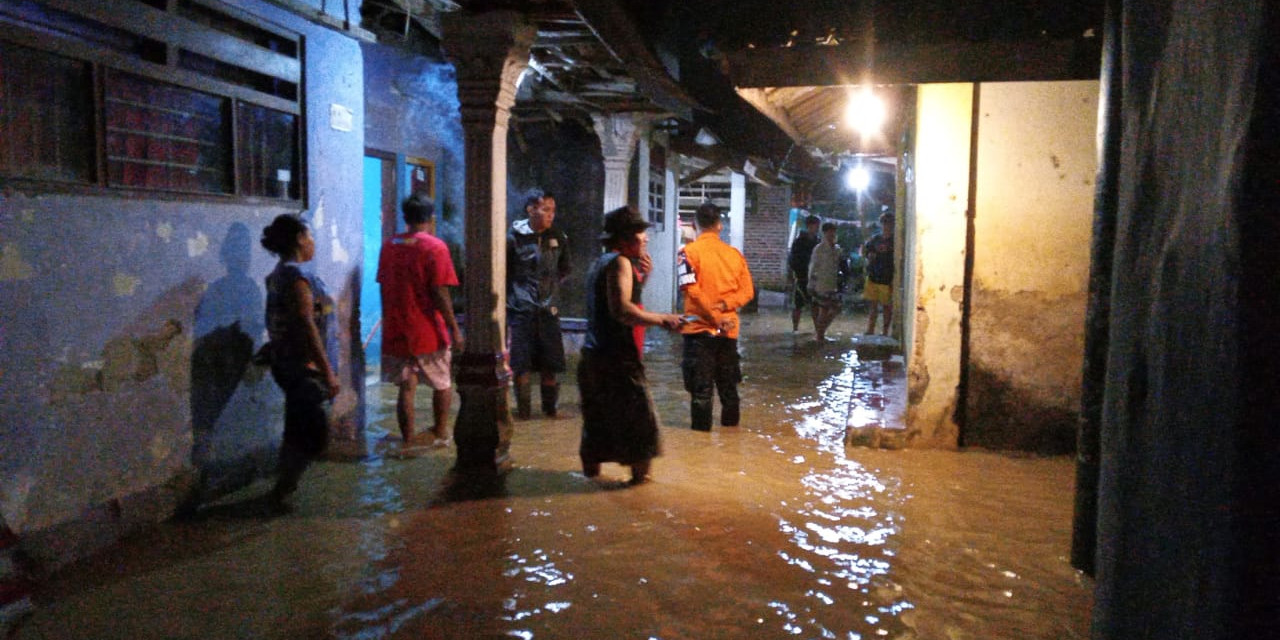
[507,192,571,418]
[788,213,821,332]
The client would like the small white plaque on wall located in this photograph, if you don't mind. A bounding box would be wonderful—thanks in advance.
[329,104,353,132]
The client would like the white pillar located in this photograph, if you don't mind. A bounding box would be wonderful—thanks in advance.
[728,171,746,251]
[642,141,679,313]
[636,134,651,221]
[905,83,973,449]
[592,113,644,212]
[641,149,681,313]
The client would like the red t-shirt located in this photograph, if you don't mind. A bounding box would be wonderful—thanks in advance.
[377,231,459,357]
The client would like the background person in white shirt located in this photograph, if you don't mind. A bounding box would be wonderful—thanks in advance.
[807,221,842,341]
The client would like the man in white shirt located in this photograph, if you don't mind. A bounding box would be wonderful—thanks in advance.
[807,222,842,341]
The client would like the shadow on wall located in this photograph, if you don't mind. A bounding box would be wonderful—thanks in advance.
[964,365,1078,454]
[189,223,275,501]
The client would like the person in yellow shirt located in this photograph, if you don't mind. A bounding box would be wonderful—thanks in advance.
[677,202,755,431]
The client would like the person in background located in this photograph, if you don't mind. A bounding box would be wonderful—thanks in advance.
[578,206,683,485]
[807,221,843,341]
[677,202,755,432]
[377,193,462,447]
[788,214,821,332]
[630,250,654,357]
[506,192,571,419]
[843,245,865,298]
[260,213,339,510]
[862,212,896,336]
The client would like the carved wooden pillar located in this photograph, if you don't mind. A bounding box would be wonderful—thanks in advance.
[442,11,534,474]
[591,112,646,212]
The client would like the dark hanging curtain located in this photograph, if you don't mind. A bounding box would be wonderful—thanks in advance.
[1078,0,1280,638]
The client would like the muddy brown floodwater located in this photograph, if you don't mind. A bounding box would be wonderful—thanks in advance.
[18,309,1092,639]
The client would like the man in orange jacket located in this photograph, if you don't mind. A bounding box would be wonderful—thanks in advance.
[676,202,755,431]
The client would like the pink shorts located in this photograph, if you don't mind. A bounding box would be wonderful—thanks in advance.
[381,348,452,391]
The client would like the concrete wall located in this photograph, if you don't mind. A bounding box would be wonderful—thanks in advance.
[903,83,971,448]
[964,81,1098,453]
[360,42,465,357]
[0,0,365,569]
[904,81,1097,452]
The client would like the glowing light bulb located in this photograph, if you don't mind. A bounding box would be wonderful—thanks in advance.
[846,166,871,191]
[845,88,885,136]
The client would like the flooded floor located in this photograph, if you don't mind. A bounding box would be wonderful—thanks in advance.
[17,309,1092,639]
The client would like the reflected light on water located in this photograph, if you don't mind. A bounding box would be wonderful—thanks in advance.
[766,331,918,638]
[15,312,1090,640]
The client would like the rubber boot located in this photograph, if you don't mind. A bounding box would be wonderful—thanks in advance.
[541,382,559,418]
[514,381,532,420]
[690,395,713,432]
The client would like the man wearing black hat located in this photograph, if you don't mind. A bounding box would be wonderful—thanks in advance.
[578,207,682,484]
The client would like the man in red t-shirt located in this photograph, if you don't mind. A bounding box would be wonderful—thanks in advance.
[378,193,462,446]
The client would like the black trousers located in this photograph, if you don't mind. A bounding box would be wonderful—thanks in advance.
[681,333,742,431]
[270,366,330,494]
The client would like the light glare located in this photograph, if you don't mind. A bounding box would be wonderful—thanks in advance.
[845,89,885,136]
[846,166,871,191]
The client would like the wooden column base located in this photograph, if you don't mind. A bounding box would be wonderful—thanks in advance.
[452,352,513,474]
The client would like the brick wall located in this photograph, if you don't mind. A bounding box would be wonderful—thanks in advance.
[745,184,792,291]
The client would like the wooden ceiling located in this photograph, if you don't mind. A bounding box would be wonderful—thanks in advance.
[518,0,698,122]
[361,0,1104,176]
[362,0,697,123]
[669,0,1103,169]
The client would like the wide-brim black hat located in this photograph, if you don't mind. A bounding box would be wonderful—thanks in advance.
[599,206,652,241]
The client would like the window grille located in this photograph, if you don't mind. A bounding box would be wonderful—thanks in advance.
[0,0,303,200]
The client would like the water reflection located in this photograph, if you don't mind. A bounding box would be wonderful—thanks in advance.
[15,310,1090,640]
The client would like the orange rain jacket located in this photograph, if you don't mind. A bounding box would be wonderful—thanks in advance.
[677,230,755,339]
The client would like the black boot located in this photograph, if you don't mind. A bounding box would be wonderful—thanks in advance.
[514,381,532,420]
[541,383,559,418]
[690,395,713,432]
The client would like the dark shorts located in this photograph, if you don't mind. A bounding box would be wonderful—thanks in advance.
[792,278,812,309]
[508,308,566,376]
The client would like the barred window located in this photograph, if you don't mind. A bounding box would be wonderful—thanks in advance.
[0,0,302,200]
[0,41,95,183]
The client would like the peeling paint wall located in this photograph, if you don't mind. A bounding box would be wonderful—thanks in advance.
[966,81,1098,453]
[904,84,971,448]
[0,0,365,569]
